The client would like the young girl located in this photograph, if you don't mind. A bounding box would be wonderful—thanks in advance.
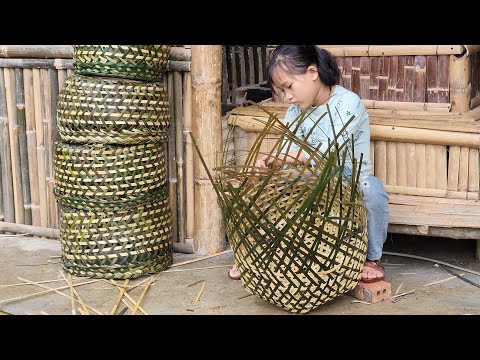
[228,45,389,283]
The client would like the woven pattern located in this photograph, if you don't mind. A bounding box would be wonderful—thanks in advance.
[202,105,368,313]
[73,45,170,81]
[227,173,367,313]
[60,196,173,279]
[54,142,167,210]
[57,75,170,144]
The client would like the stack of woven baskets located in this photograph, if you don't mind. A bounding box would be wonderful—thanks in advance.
[54,45,173,279]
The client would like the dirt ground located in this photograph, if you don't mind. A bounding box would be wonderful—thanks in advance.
[1,233,479,315]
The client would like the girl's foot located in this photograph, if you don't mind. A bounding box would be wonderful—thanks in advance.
[361,260,385,283]
[228,264,241,280]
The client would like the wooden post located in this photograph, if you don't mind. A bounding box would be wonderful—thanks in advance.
[191,45,225,255]
[449,54,471,113]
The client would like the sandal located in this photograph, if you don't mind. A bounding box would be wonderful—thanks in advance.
[228,266,241,280]
[361,260,385,283]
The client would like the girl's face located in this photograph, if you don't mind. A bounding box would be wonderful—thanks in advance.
[271,65,321,110]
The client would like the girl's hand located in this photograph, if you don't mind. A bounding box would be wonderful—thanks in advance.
[256,154,273,169]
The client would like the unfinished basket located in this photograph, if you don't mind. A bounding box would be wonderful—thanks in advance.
[60,195,173,279]
[54,141,167,211]
[57,75,170,144]
[196,105,368,313]
[73,45,170,81]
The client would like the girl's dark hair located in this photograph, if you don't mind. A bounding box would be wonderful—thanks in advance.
[265,45,341,95]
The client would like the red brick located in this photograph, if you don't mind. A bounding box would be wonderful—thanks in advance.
[354,281,392,304]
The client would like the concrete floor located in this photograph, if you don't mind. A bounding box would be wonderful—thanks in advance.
[1,234,479,315]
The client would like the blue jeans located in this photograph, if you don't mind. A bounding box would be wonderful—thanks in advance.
[343,168,389,260]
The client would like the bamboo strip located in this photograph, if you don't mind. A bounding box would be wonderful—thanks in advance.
[435,145,447,190]
[15,69,32,225]
[4,68,24,224]
[395,143,407,186]
[374,141,386,183]
[64,272,76,315]
[415,144,426,188]
[230,46,238,93]
[0,70,14,224]
[387,57,398,101]
[370,125,480,148]
[0,59,73,69]
[174,71,185,244]
[438,55,450,103]
[16,277,104,315]
[395,56,406,101]
[426,55,439,103]
[458,147,470,192]
[425,145,436,189]
[61,272,90,315]
[183,73,195,240]
[131,276,155,315]
[110,279,129,315]
[23,69,40,226]
[238,46,246,86]
[413,56,426,102]
[32,69,47,228]
[167,73,178,243]
[406,143,417,187]
[404,56,415,102]
[248,47,255,84]
[447,146,460,191]
[468,148,479,192]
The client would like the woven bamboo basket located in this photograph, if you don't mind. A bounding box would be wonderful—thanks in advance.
[200,106,368,313]
[60,195,173,279]
[73,45,170,81]
[54,141,167,211]
[57,75,170,144]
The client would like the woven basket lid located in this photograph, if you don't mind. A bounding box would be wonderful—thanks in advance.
[54,141,168,211]
[57,74,170,144]
[73,45,170,81]
[60,195,173,279]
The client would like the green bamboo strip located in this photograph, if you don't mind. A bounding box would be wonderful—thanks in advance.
[15,69,32,225]
[4,68,24,224]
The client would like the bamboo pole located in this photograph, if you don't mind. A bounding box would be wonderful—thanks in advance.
[362,99,451,112]
[0,69,14,225]
[0,45,73,58]
[170,47,191,61]
[449,54,471,113]
[167,72,178,245]
[317,45,464,57]
[174,71,185,244]
[41,69,58,229]
[0,221,59,238]
[4,68,24,224]
[32,69,47,228]
[15,69,32,225]
[384,185,467,199]
[23,69,40,226]
[166,61,190,72]
[370,125,480,148]
[191,45,225,255]
[0,59,73,69]
[183,72,195,242]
